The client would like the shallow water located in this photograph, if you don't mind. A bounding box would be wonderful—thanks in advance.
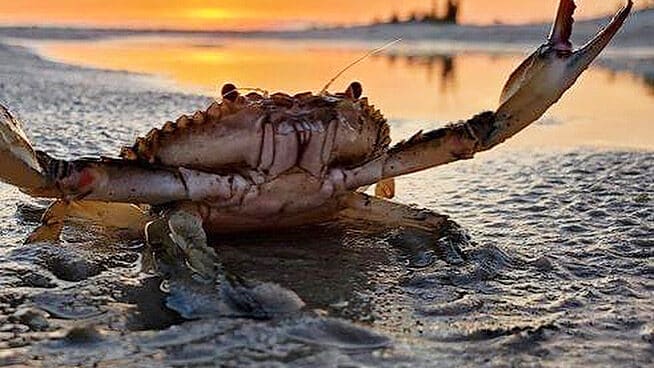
[0,37,652,367]
[23,36,654,150]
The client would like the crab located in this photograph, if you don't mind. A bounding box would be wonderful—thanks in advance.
[0,1,632,285]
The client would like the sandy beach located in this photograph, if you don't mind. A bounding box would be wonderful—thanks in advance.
[0,8,652,368]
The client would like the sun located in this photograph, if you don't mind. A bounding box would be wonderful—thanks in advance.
[185,7,233,20]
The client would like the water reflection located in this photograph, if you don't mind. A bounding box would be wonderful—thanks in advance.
[644,75,654,95]
[23,36,654,150]
[378,53,456,94]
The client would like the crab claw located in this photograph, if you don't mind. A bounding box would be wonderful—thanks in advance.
[494,0,632,144]
[348,0,634,186]
[548,0,576,53]
[0,104,52,196]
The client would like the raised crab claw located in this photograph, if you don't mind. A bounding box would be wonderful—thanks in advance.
[0,1,632,294]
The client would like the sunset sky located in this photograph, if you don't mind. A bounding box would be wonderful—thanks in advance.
[0,0,639,30]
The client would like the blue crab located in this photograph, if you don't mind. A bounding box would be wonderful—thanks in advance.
[0,0,632,283]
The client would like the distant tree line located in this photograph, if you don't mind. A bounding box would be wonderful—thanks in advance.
[384,0,459,25]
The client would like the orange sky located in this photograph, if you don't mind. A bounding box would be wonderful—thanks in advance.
[0,0,639,30]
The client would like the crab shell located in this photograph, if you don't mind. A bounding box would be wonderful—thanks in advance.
[120,83,390,180]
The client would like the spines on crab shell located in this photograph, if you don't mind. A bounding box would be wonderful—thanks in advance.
[120,98,236,164]
[359,98,392,160]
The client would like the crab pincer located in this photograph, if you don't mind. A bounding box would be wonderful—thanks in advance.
[342,0,633,188]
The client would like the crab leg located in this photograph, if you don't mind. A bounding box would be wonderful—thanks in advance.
[340,0,632,189]
[26,200,150,243]
[33,155,256,205]
[340,192,449,232]
[0,106,257,205]
[338,193,466,263]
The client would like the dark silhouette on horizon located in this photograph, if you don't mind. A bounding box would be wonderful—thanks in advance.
[383,0,459,26]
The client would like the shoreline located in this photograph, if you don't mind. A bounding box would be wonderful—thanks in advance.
[1,8,652,82]
[0,8,651,46]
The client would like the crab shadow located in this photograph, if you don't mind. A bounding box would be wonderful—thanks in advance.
[166,219,475,322]
[11,201,496,332]
[6,206,524,366]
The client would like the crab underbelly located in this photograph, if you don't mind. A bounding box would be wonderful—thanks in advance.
[192,171,345,233]
[200,203,343,233]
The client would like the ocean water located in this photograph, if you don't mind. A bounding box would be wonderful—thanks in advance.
[0,37,651,367]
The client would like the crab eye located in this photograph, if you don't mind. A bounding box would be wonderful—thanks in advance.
[346,81,363,99]
[221,83,239,102]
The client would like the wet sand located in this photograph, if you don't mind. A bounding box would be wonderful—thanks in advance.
[0,15,652,368]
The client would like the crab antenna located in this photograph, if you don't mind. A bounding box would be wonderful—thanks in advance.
[320,38,402,95]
